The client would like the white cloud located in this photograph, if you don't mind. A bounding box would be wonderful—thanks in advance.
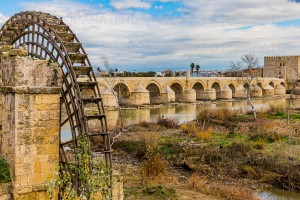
[181,0,300,26]
[18,0,300,71]
[0,13,8,26]
[110,0,151,10]
[154,5,164,10]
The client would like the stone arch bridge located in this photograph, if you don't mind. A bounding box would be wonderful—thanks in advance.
[94,73,286,106]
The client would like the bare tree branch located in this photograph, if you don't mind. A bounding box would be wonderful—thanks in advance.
[99,57,124,147]
[241,54,259,69]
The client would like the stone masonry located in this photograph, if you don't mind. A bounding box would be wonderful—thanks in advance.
[264,55,300,87]
[0,46,62,199]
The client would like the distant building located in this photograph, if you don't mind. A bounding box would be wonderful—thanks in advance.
[100,70,106,77]
[224,68,262,77]
[155,72,163,77]
[264,56,300,83]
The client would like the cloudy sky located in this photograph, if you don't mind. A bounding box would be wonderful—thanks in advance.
[1,0,300,71]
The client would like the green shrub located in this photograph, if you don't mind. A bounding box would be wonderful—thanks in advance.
[0,157,11,183]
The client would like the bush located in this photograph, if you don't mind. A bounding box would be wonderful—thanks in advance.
[187,173,207,191]
[140,154,167,178]
[181,122,198,135]
[0,157,10,183]
[157,118,179,129]
[196,107,212,122]
[217,106,232,121]
[140,132,168,179]
[268,103,285,114]
[114,140,146,159]
[196,127,213,141]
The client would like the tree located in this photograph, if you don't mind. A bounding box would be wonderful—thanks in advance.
[241,54,259,69]
[229,54,260,119]
[229,61,243,71]
[196,64,200,77]
[190,63,195,77]
[229,61,243,77]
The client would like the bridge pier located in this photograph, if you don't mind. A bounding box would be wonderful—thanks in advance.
[234,85,247,98]
[275,85,286,95]
[130,85,150,106]
[250,85,263,97]
[203,89,217,101]
[182,89,197,103]
[161,86,176,103]
[101,88,118,107]
[219,85,232,99]
[261,85,275,96]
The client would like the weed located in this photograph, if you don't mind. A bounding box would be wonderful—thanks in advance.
[143,185,177,199]
[187,173,208,191]
[196,127,213,141]
[157,118,179,129]
[196,107,212,122]
[0,157,10,183]
[140,132,168,179]
[114,140,146,159]
[181,122,198,135]
[140,154,167,178]
[217,106,232,121]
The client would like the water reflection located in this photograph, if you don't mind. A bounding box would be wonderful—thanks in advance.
[259,187,300,200]
[105,97,300,128]
[61,97,300,141]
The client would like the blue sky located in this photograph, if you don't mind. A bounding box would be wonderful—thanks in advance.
[2,0,300,71]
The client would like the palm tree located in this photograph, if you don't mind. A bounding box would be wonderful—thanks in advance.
[190,63,195,77]
[196,64,200,77]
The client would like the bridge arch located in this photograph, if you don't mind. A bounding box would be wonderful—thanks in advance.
[269,82,275,88]
[114,83,131,105]
[192,82,205,100]
[257,82,263,89]
[170,82,184,102]
[228,84,236,97]
[211,82,221,98]
[280,82,285,87]
[146,82,161,104]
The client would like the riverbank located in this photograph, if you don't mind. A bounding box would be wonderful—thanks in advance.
[111,106,300,200]
[103,95,292,111]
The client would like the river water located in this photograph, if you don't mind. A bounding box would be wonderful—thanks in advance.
[259,187,300,200]
[105,97,300,127]
[61,97,300,199]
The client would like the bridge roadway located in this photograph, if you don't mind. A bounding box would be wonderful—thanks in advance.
[91,73,286,106]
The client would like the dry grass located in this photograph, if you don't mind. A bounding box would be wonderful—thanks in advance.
[196,127,213,140]
[197,105,244,122]
[147,174,179,188]
[217,106,232,121]
[157,117,179,129]
[187,173,208,191]
[187,173,259,200]
[140,154,168,178]
[140,132,168,179]
[268,103,286,113]
[181,122,198,135]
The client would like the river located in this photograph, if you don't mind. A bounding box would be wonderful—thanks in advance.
[259,187,300,200]
[61,97,300,141]
[105,97,300,127]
